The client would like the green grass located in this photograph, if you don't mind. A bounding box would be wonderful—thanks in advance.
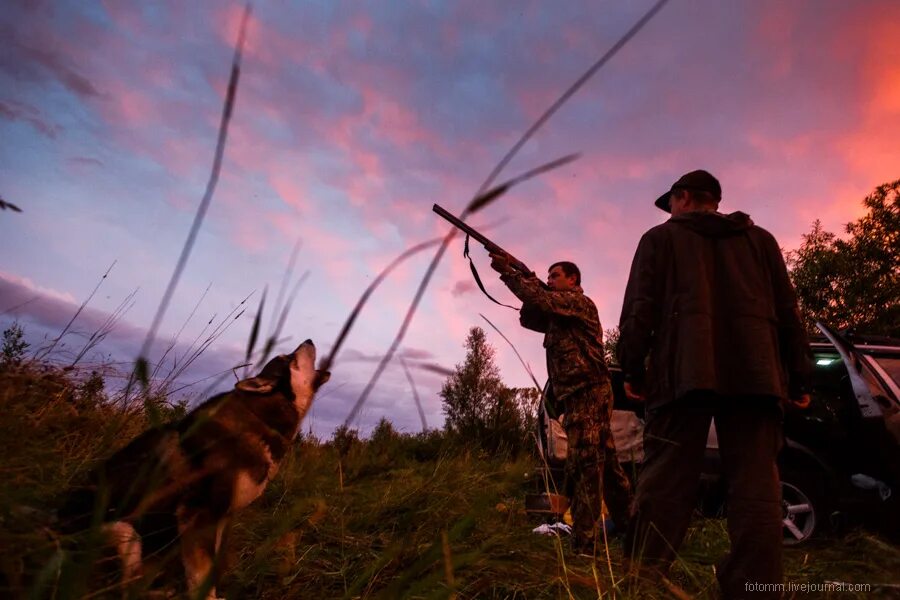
[1,363,898,599]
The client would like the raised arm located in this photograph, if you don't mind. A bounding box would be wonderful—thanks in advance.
[499,270,596,321]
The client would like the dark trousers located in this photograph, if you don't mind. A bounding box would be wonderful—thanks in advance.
[625,394,784,599]
[564,382,634,549]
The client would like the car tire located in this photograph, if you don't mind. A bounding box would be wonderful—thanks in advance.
[779,468,826,546]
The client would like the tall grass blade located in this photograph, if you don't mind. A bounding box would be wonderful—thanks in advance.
[0,195,23,212]
[245,285,266,376]
[318,236,443,378]
[170,294,249,378]
[28,548,65,600]
[35,260,116,361]
[479,312,542,392]
[471,0,670,207]
[400,356,428,431]
[268,238,302,334]
[467,153,580,214]
[133,2,252,376]
[259,270,309,367]
[441,529,457,599]
[69,287,138,368]
[376,516,477,599]
[0,295,39,317]
[151,283,211,381]
[340,233,454,426]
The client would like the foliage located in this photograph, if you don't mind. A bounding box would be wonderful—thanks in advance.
[330,423,360,460]
[77,370,106,404]
[0,322,29,369]
[368,416,401,465]
[512,386,541,444]
[369,416,398,448]
[840,179,900,335]
[440,327,530,454]
[786,220,843,333]
[787,179,900,336]
[441,327,503,438]
[603,326,620,366]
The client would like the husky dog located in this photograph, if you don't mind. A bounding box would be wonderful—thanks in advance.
[59,340,330,599]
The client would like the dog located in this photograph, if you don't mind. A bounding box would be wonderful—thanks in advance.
[58,339,330,598]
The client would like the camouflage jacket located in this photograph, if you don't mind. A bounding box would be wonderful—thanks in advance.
[499,271,609,403]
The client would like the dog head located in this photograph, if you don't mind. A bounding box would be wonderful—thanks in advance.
[235,340,330,416]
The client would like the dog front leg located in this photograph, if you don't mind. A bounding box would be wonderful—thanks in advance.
[101,521,143,589]
[178,515,221,600]
[214,517,230,563]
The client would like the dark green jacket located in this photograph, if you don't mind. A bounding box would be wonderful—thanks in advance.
[500,271,609,403]
[618,211,813,409]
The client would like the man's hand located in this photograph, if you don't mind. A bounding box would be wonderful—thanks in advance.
[489,250,514,275]
[784,394,811,410]
[624,382,645,402]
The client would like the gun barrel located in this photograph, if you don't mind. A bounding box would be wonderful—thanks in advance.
[431,205,490,247]
[432,204,530,273]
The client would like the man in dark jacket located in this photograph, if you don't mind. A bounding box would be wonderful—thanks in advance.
[618,170,812,598]
[489,256,633,554]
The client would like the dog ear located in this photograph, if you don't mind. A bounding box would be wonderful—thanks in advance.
[235,355,290,394]
[235,376,276,394]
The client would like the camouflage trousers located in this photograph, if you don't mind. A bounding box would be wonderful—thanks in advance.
[563,380,633,550]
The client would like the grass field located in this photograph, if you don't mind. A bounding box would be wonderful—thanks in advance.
[1,362,898,599]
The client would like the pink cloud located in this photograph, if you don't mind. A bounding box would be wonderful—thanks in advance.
[0,271,77,306]
[451,280,476,297]
[267,168,315,214]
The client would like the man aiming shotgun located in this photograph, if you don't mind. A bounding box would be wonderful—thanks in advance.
[433,204,633,555]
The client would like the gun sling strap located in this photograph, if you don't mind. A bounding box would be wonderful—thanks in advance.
[463,233,520,311]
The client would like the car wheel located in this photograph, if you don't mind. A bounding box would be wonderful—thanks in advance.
[780,475,820,546]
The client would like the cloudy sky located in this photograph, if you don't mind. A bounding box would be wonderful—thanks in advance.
[1,0,898,436]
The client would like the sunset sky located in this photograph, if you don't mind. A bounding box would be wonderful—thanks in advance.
[2,0,899,436]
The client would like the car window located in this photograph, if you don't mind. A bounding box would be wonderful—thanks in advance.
[860,360,891,400]
[859,358,900,444]
[872,356,900,389]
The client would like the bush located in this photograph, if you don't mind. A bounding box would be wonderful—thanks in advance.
[0,322,29,370]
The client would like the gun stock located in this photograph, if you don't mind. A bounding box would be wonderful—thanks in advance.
[432,204,531,275]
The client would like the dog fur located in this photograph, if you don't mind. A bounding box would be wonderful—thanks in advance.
[58,340,329,599]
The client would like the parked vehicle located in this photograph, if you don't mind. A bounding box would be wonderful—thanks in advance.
[699,323,900,545]
[532,323,900,545]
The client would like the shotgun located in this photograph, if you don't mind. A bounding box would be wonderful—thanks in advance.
[432,204,532,275]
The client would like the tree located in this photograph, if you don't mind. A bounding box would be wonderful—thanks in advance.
[485,386,526,453]
[441,327,503,440]
[1,322,29,369]
[840,179,900,335]
[603,326,620,366]
[512,386,541,444]
[787,179,900,336]
[369,416,399,455]
[332,424,360,459]
[440,326,527,453]
[785,220,846,333]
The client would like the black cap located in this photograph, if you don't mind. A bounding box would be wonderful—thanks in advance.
[655,170,722,213]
